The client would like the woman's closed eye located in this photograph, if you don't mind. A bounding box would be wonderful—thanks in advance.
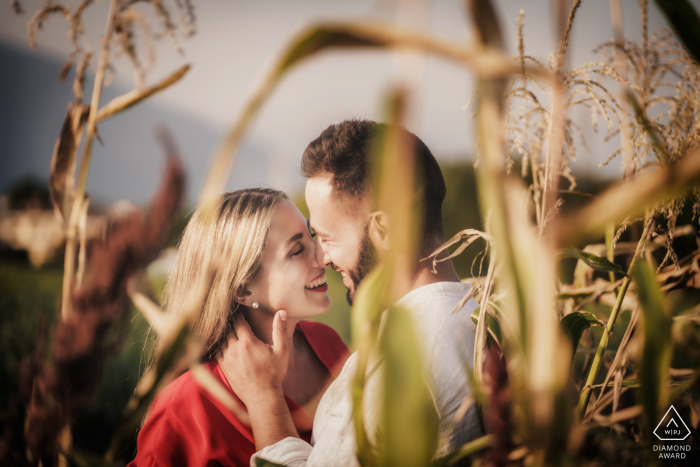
[291,243,305,257]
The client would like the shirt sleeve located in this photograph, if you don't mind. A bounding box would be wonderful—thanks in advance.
[249,353,368,467]
[250,437,313,467]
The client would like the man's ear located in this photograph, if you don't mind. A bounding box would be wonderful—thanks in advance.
[232,283,252,307]
[368,211,391,255]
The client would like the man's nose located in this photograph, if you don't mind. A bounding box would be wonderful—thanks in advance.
[315,238,331,267]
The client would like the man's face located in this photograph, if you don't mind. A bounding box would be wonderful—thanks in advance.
[305,175,376,305]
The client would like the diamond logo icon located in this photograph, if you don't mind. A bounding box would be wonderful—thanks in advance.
[654,405,691,441]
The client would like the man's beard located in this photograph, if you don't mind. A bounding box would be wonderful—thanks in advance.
[345,227,376,306]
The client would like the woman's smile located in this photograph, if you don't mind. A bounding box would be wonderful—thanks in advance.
[305,273,328,292]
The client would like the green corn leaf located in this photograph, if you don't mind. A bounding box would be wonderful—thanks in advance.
[470,307,502,345]
[569,247,626,275]
[654,0,700,65]
[380,306,439,467]
[430,434,494,467]
[560,311,604,359]
[633,259,672,448]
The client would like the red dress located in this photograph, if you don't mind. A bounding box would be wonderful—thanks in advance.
[129,321,348,467]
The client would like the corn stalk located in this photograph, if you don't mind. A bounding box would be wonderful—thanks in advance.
[61,0,120,319]
[576,217,652,419]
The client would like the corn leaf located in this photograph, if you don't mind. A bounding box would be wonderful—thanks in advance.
[470,307,502,344]
[49,102,89,225]
[349,267,385,467]
[654,0,700,65]
[379,306,439,467]
[555,148,700,245]
[430,434,494,467]
[96,64,191,122]
[633,259,672,446]
[568,247,626,275]
[560,311,604,358]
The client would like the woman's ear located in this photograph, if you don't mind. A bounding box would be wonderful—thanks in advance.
[368,211,391,256]
[232,283,252,307]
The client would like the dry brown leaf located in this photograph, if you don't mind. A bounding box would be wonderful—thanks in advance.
[96,64,191,122]
[49,102,89,226]
[592,404,642,426]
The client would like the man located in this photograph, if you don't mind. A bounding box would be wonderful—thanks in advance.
[219,120,482,466]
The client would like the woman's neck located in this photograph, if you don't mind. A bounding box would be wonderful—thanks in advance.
[240,308,301,368]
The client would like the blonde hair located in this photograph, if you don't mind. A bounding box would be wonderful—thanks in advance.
[162,188,288,362]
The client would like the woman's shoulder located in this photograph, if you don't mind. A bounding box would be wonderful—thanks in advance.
[142,362,250,437]
[149,361,230,417]
[148,368,203,416]
[297,321,349,375]
[130,362,253,466]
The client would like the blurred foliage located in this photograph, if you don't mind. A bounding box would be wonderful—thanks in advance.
[0,262,61,415]
[0,260,153,462]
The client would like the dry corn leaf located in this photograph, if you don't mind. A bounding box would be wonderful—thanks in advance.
[96,64,191,122]
[556,148,700,245]
[49,102,89,225]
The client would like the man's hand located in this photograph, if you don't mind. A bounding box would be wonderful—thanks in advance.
[217,310,289,405]
[217,310,299,450]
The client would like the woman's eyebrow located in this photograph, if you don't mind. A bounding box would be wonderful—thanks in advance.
[287,232,304,244]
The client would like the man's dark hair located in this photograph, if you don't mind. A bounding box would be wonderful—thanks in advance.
[301,119,447,247]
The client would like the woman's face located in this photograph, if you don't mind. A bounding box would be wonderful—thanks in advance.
[244,199,331,319]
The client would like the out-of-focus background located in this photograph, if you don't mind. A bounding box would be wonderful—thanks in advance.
[0,0,693,461]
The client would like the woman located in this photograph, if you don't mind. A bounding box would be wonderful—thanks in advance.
[129,188,347,466]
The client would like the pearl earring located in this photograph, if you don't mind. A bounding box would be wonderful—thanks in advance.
[251,301,259,309]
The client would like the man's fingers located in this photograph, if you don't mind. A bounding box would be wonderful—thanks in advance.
[272,309,289,358]
[233,312,255,340]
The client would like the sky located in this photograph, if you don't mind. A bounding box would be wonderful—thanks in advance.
[0,0,693,206]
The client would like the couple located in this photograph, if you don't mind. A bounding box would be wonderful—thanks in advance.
[130,120,481,466]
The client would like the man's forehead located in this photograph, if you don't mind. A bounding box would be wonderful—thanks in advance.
[305,176,367,225]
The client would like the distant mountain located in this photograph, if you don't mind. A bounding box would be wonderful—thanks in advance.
[0,40,273,207]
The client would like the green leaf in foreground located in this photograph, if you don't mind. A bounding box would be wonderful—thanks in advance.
[569,247,626,275]
[560,311,604,358]
[430,434,494,467]
[633,259,672,449]
[654,0,700,65]
[380,306,439,467]
[470,307,502,345]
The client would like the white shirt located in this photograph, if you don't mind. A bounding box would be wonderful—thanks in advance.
[251,281,482,467]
